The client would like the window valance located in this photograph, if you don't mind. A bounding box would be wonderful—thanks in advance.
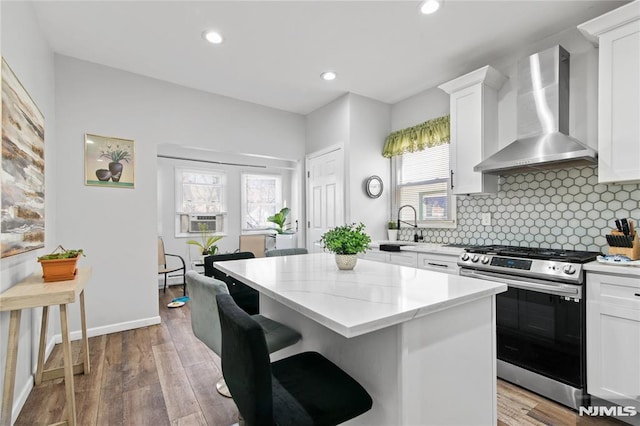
[382,115,450,158]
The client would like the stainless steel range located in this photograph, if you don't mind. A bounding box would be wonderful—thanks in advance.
[458,245,601,410]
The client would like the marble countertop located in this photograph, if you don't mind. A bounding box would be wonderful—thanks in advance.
[369,241,465,256]
[584,260,640,277]
[215,253,506,338]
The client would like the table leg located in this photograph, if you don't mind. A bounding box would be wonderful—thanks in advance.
[79,290,90,375]
[59,304,77,426]
[1,310,21,426]
[35,305,50,385]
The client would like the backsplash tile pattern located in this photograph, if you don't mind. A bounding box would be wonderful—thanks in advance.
[398,166,640,252]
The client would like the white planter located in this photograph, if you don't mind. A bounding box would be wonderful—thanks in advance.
[387,229,398,241]
[275,233,297,249]
[335,254,358,270]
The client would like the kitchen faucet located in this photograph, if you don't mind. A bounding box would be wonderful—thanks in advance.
[397,204,421,242]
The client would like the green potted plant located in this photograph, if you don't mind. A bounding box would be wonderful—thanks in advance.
[387,221,398,241]
[37,246,85,282]
[267,207,297,249]
[187,223,223,256]
[320,223,371,270]
[100,143,131,182]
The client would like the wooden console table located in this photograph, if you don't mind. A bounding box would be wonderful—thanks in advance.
[0,267,92,426]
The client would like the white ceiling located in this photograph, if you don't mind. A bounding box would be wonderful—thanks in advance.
[32,1,627,115]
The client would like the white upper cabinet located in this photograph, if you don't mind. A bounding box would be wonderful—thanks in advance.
[439,66,507,195]
[579,1,640,184]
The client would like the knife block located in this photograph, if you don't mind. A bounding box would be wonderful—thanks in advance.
[607,230,639,260]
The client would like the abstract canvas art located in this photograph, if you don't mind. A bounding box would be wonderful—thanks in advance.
[1,58,45,258]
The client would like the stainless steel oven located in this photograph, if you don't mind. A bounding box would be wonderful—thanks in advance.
[458,245,601,410]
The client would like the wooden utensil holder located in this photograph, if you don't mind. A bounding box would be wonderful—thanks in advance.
[608,230,639,260]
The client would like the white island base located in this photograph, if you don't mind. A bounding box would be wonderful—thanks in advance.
[262,294,497,425]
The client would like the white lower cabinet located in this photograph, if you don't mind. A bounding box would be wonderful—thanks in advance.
[587,272,640,409]
[417,253,460,275]
[360,250,390,263]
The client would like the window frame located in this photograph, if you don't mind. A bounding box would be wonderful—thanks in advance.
[240,172,284,232]
[391,150,457,229]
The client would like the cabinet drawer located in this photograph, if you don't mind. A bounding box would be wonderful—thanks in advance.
[388,252,418,268]
[417,253,460,275]
[360,250,390,263]
[588,273,640,310]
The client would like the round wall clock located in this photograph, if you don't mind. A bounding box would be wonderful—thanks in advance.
[365,175,383,198]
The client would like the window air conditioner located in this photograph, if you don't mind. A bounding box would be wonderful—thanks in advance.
[189,214,219,233]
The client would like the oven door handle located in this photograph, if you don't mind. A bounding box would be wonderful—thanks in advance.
[460,269,581,297]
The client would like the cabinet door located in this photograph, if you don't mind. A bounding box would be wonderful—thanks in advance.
[597,20,640,183]
[360,250,390,263]
[587,301,640,404]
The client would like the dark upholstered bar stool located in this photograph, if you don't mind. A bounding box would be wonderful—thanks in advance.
[264,248,308,257]
[216,293,373,425]
[204,252,259,314]
[186,271,301,397]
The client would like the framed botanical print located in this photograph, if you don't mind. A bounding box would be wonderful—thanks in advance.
[84,133,135,188]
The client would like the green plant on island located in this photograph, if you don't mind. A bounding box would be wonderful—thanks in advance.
[37,247,85,260]
[187,223,223,255]
[320,223,371,255]
[267,207,293,234]
[100,144,131,164]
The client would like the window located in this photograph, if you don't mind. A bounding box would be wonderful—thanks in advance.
[241,173,282,231]
[176,168,226,213]
[394,144,456,227]
[175,167,226,235]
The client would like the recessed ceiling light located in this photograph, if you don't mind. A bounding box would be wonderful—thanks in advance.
[420,0,441,14]
[203,30,223,44]
[321,71,337,81]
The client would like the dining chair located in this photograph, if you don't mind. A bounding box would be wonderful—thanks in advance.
[158,237,186,295]
[186,271,301,398]
[264,248,308,257]
[204,252,259,315]
[239,234,267,258]
[216,293,373,425]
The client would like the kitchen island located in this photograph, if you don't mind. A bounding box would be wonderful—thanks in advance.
[216,253,507,425]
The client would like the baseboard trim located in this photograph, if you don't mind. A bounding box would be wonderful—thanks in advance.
[11,377,34,425]
[52,316,162,343]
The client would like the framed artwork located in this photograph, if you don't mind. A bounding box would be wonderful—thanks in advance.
[419,193,447,220]
[1,57,46,258]
[85,133,135,188]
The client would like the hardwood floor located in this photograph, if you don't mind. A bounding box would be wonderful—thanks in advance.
[15,286,624,425]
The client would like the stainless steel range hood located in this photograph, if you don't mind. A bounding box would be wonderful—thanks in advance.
[474,45,597,175]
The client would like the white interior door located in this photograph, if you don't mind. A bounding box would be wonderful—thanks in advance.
[306,147,344,253]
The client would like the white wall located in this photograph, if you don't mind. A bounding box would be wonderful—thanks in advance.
[54,55,305,335]
[347,94,391,241]
[305,94,350,155]
[0,1,56,421]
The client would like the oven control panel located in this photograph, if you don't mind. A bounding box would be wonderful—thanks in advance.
[458,253,584,284]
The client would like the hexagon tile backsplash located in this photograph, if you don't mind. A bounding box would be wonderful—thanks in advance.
[398,166,640,252]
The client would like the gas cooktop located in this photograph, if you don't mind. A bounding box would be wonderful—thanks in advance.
[464,245,602,263]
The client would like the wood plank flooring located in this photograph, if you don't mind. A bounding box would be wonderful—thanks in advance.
[14,285,624,425]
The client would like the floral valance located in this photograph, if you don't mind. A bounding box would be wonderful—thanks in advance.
[382,115,450,158]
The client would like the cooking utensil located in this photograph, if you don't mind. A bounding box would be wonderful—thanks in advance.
[606,234,633,248]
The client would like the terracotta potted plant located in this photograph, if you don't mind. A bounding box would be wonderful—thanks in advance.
[37,246,85,282]
[320,223,371,270]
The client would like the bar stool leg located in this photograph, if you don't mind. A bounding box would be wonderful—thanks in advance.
[59,304,77,426]
[35,305,50,385]
[1,310,21,426]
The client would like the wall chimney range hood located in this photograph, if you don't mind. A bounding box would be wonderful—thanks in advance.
[474,45,597,175]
